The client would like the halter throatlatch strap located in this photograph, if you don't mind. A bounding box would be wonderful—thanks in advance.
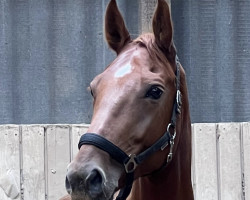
[78,56,182,200]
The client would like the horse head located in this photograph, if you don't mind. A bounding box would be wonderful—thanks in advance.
[65,0,193,199]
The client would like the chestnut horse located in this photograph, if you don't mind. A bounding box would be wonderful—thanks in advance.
[63,0,193,199]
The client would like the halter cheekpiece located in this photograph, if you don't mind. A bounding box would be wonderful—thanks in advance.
[78,56,182,200]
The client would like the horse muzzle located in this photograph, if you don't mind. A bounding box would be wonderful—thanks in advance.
[66,167,105,199]
[65,147,123,200]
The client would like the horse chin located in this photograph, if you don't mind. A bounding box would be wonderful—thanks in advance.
[70,193,115,200]
[68,183,117,200]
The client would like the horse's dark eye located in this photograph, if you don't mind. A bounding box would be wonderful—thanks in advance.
[145,86,163,100]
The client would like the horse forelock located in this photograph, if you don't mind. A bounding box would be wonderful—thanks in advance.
[133,33,177,70]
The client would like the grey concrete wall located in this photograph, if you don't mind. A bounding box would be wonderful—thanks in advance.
[0,0,249,124]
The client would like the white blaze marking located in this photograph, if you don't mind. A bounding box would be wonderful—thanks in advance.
[114,64,132,78]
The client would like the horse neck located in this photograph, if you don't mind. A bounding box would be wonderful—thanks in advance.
[129,83,194,200]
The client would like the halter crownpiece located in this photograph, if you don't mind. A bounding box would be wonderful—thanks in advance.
[78,56,182,200]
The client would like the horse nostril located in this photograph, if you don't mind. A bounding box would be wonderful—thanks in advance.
[65,166,106,198]
[65,175,72,194]
[85,169,104,198]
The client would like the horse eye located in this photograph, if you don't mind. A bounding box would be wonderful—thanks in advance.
[145,86,163,100]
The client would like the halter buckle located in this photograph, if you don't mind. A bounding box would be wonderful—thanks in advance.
[176,90,182,114]
[124,154,138,173]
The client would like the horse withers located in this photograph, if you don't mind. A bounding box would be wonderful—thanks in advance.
[63,0,194,199]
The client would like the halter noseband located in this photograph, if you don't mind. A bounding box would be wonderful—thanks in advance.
[78,56,182,200]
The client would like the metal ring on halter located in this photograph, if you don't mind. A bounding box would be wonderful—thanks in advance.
[124,154,138,173]
[167,123,176,139]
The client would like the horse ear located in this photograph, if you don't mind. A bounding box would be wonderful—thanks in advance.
[152,0,176,62]
[105,0,131,54]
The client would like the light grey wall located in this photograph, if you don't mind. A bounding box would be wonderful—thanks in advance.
[0,0,249,124]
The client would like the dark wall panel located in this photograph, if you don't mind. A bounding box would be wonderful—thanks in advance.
[0,0,249,124]
[172,0,250,122]
[0,0,139,124]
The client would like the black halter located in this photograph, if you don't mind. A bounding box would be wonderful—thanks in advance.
[78,56,182,200]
